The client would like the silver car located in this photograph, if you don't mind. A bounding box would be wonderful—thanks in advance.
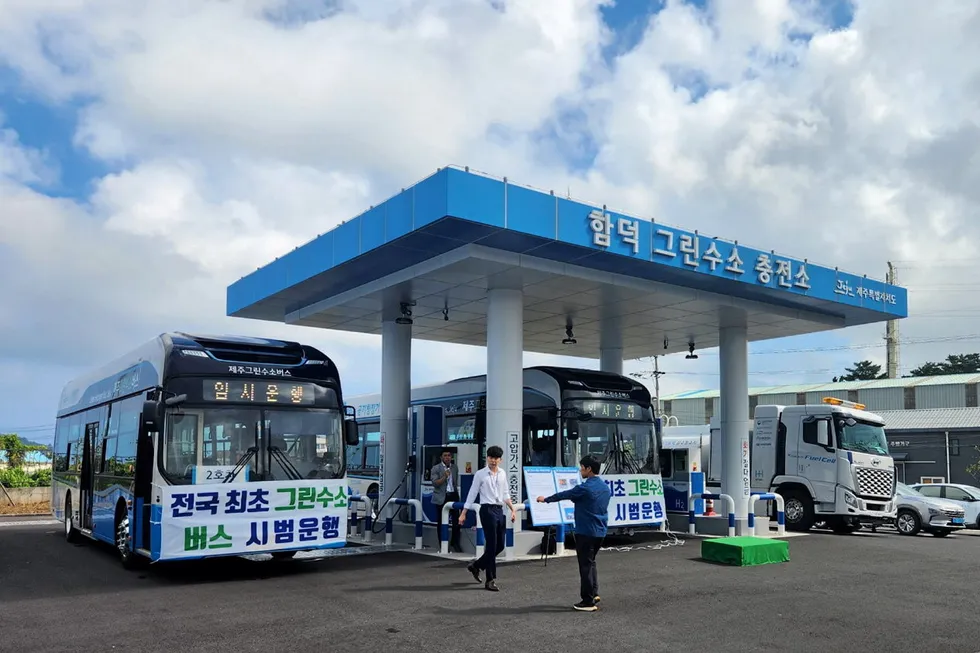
[894,482,966,537]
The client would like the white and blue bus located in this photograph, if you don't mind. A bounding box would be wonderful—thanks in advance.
[52,332,359,568]
[346,366,664,529]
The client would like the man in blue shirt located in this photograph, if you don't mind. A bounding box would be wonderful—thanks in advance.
[536,455,611,612]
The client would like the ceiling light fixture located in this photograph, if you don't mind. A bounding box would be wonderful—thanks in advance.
[686,341,698,360]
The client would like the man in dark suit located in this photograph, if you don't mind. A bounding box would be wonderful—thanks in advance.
[431,449,461,552]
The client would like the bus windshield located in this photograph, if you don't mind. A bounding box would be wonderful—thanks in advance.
[161,407,345,484]
[574,419,660,475]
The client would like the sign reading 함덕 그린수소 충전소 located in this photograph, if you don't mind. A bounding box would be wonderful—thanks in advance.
[585,209,900,306]
[158,479,349,559]
[523,468,666,528]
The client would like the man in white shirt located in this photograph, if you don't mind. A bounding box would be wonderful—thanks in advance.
[458,445,516,591]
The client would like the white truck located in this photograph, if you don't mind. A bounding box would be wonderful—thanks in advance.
[751,397,897,533]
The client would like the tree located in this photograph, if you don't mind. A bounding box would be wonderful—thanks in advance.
[833,360,886,382]
[908,353,980,377]
[966,446,980,484]
[0,434,47,468]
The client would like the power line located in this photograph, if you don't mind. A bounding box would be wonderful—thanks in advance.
[0,423,55,431]
[636,333,980,361]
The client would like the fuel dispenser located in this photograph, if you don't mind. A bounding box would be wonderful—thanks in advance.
[408,404,483,528]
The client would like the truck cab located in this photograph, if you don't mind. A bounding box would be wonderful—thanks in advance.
[751,397,896,533]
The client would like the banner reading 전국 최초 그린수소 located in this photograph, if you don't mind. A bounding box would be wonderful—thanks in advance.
[156,478,349,559]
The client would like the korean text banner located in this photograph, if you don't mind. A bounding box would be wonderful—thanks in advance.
[158,479,349,559]
[521,469,666,529]
[603,474,666,527]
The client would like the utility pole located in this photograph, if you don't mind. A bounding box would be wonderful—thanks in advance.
[653,356,662,408]
[885,262,899,378]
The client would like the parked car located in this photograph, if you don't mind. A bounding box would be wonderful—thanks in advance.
[909,482,980,528]
[894,482,966,537]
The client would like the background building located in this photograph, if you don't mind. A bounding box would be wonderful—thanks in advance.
[873,408,980,486]
[660,375,980,489]
[660,373,980,425]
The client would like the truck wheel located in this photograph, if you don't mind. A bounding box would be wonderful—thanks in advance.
[780,488,814,532]
[895,509,921,536]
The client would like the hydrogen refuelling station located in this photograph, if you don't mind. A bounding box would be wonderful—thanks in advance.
[226,165,908,558]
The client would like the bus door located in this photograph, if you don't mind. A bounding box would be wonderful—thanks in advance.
[80,421,98,530]
[133,419,156,551]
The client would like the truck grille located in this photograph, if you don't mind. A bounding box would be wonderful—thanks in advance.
[854,466,894,498]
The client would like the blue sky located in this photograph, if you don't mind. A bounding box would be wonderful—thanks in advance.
[0,0,860,202]
[1,0,976,444]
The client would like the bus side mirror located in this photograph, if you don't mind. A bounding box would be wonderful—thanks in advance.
[344,420,359,446]
[566,418,580,440]
[816,420,830,448]
[141,400,161,432]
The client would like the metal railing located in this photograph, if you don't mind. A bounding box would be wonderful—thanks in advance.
[749,492,786,536]
[383,498,423,550]
[688,492,736,537]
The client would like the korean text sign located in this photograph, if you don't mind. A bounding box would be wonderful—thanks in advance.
[584,207,901,309]
[602,474,667,527]
[159,479,349,559]
[522,469,666,528]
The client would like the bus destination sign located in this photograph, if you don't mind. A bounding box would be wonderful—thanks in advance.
[203,379,316,405]
[577,400,646,421]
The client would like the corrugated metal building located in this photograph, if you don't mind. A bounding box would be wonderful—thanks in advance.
[660,378,980,493]
[875,408,980,490]
[660,373,980,425]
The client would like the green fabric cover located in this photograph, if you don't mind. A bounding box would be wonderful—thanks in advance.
[700,536,790,566]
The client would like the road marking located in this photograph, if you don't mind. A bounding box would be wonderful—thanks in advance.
[0,519,59,528]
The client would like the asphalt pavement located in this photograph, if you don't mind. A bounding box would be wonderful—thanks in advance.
[1,519,976,653]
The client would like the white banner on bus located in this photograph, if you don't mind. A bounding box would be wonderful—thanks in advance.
[158,478,349,559]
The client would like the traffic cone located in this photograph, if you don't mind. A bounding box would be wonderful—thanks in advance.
[705,498,717,517]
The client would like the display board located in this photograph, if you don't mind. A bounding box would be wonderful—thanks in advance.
[521,468,667,529]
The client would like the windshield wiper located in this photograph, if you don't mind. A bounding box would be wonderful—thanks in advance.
[606,431,643,474]
[847,442,887,455]
[268,446,303,481]
[224,446,258,483]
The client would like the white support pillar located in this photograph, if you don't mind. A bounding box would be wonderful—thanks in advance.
[380,319,411,508]
[486,288,524,510]
[599,306,623,375]
[719,308,751,535]
[599,347,623,375]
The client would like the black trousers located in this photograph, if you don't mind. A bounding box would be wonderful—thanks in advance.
[436,491,461,548]
[475,504,505,580]
[575,534,603,602]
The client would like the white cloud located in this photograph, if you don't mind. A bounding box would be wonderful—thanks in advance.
[1,0,980,435]
[0,114,57,185]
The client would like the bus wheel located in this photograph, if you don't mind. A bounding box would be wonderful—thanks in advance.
[64,495,79,544]
[115,504,137,569]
